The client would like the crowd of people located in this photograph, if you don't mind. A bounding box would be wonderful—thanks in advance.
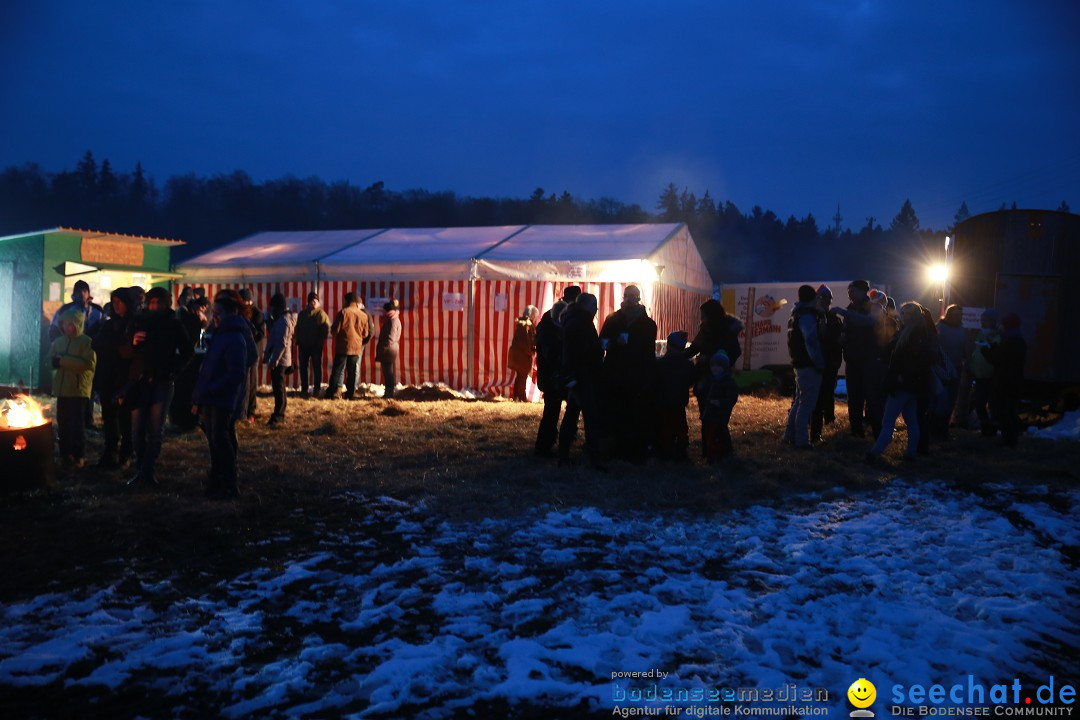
[782,280,1028,462]
[524,284,745,471]
[516,279,1028,472]
[46,282,404,498]
[44,276,1028,495]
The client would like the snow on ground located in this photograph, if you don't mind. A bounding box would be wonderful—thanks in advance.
[0,481,1076,717]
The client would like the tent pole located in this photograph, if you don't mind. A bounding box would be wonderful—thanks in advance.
[466,260,476,391]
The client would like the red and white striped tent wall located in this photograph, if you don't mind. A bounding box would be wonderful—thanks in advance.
[174,224,713,398]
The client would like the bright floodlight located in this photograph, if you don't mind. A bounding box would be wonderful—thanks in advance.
[928,263,948,283]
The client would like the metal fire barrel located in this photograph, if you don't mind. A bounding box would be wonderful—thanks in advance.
[1,421,55,489]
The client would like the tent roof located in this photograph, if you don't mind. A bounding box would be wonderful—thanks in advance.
[478,224,681,262]
[322,226,525,264]
[179,229,383,267]
[177,224,711,291]
[182,224,688,266]
[0,226,183,246]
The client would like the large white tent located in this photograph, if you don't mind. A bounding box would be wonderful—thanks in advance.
[176,223,713,395]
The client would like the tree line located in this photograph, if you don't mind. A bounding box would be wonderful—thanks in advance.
[1,151,1058,285]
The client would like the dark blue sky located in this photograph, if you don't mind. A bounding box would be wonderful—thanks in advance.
[2,1,1078,230]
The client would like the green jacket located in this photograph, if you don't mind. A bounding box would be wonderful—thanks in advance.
[48,310,97,398]
[970,327,1000,380]
[295,306,331,349]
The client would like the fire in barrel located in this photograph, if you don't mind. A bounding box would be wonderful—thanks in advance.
[0,395,55,489]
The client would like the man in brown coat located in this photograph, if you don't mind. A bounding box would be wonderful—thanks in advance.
[324,291,372,399]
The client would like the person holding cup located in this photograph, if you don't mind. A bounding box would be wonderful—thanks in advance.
[598,285,658,464]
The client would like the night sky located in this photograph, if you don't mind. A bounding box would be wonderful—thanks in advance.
[2,0,1078,230]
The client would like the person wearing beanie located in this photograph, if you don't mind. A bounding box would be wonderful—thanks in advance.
[598,284,658,464]
[507,305,541,401]
[558,292,606,471]
[784,284,826,449]
[126,285,194,487]
[92,287,136,469]
[984,313,1026,446]
[49,278,106,341]
[831,279,887,439]
[970,308,1001,434]
[811,284,844,444]
[533,289,581,458]
[263,293,297,425]
[376,299,402,399]
[295,291,330,398]
[654,330,694,461]
[700,349,739,462]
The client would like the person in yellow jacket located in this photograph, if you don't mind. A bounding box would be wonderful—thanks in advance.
[48,309,97,469]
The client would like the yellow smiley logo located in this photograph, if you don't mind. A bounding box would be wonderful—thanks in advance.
[848,678,876,708]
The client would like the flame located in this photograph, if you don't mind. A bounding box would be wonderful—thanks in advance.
[0,395,48,429]
[13,435,26,451]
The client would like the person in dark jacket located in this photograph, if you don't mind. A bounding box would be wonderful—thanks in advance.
[193,290,258,498]
[784,285,826,448]
[700,350,739,462]
[534,286,581,458]
[934,304,967,439]
[264,293,297,425]
[125,286,194,487]
[685,298,744,375]
[685,298,744,454]
[599,285,658,463]
[295,292,331,398]
[832,280,887,439]
[986,313,1027,447]
[239,288,266,421]
[92,287,135,469]
[171,294,210,431]
[811,284,844,444]
[917,305,946,455]
[376,299,402,398]
[49,279,106,341]
[866,301,932,462]
[654,331,694,461]
[558,293,605,471]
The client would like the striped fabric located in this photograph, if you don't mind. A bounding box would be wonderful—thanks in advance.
[178,280,709,398]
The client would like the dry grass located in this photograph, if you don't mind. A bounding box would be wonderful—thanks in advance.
[1,390,1077,601]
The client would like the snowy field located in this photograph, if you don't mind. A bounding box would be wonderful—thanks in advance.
[1,477,1077,717]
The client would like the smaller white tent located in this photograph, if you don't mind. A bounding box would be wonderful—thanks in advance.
[176,224,713,395]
